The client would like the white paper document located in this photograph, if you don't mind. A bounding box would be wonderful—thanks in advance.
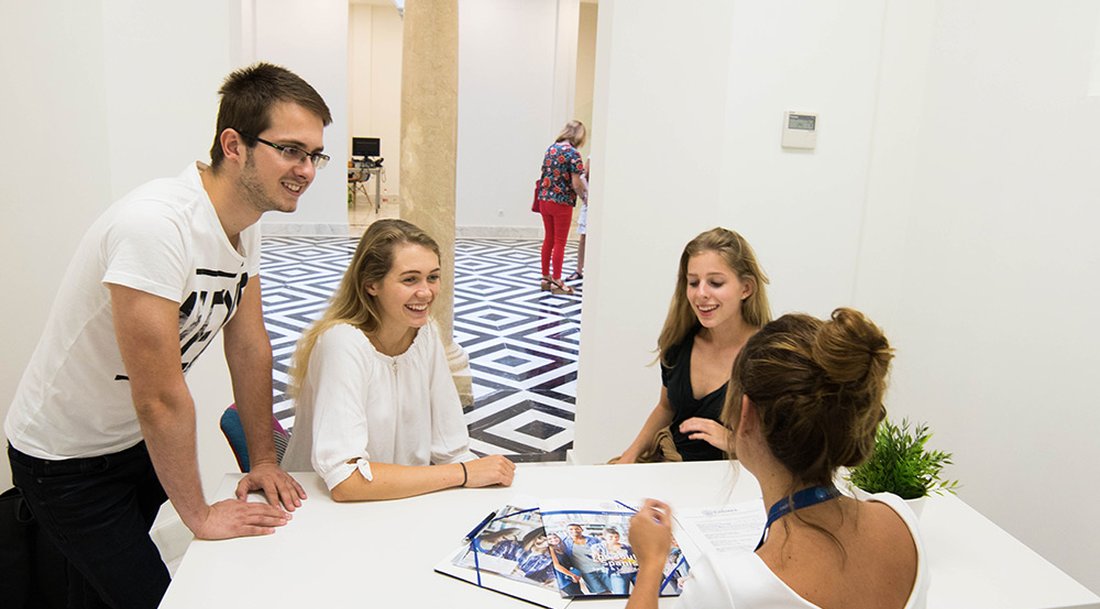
[674,500,767,561]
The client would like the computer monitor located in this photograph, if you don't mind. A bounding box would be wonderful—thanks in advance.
[352,137,381,158]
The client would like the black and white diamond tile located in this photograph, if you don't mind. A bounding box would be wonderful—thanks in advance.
[259,236,356,421]
[464,389,576,461]
[259,235,582,462]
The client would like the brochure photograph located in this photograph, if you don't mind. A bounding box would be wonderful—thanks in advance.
[435,504,571,609]
[539,499,690,598]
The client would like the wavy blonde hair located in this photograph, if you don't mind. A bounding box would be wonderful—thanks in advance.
[288,219,440,397]
[554,120,587,148]
[656,227,772,366]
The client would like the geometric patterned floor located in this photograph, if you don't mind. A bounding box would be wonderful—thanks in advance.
[259,236,582,463]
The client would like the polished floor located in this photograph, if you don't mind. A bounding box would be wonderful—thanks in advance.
[260,235,582,462]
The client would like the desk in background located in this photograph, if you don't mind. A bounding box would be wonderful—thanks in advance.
[160,462,1100,609]
[347,163,383,212]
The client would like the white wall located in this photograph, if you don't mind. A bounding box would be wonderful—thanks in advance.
[253,0,350,234]
[349,3,403,198]
[856,0,1100,594]
[453,0,593,237]
[575,0,736,464]
[718,0,885,317]
[576,0,1100,595]
[0,2,113,490]
[455,0,563,234]
[100,1,234,197]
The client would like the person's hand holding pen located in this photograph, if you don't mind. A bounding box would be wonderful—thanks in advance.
[626,499,674,609]
[628,499,674,563]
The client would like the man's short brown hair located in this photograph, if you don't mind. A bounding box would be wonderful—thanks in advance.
[209,62,332,170]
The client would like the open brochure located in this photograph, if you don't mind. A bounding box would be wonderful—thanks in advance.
[435,503,570,609]
[435,499,692,607]
[539,499,689,598]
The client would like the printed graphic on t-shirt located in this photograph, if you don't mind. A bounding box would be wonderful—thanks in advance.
[114,267,248,381]
[179,269,248,372]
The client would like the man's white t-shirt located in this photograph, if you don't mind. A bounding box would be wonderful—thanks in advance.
[5,163,260,460]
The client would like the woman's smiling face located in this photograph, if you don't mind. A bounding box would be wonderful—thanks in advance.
[368,243,440,330]
[685,249,751,330]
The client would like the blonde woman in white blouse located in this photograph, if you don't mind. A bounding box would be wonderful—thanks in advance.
[281,220,514,500]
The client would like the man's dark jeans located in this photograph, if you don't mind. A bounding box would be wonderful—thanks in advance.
[8,442,170,609]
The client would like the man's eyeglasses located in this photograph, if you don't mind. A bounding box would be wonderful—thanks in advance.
[239,132,329,170]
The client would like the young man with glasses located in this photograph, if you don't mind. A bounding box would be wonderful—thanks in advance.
[5,63,331,609]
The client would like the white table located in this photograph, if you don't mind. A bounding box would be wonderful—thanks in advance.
[160,462,1100,609]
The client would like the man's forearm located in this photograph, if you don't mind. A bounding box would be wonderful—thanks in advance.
[135,393,209,531]
[223,277,279,468]
[229,341,277,466]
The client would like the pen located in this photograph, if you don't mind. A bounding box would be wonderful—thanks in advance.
[463,511,497,543]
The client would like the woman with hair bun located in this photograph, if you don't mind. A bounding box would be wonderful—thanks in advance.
[626,308,928,609]
[616,227,771,463]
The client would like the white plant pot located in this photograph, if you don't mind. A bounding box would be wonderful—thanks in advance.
[849,485,926,518]
[903,495,926,518]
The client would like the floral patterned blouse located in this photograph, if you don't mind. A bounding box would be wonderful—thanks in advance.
[537,142,585,206]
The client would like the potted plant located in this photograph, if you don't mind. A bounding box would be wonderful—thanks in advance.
[846,418,958,516]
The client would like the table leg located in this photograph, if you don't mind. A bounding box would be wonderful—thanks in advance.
[374,171,382,214]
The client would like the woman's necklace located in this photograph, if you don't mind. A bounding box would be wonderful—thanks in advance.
[755,485,841,551]
[365,326,416,357]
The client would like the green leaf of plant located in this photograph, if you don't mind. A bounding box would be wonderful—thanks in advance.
[847,417,959,500]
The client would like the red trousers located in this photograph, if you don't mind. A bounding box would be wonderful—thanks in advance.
[539,200,574,280]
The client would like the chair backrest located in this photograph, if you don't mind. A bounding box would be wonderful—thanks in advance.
[219,404,290,473]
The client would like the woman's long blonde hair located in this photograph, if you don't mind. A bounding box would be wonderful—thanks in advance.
[656,227,772,366]
[288,219,441,397]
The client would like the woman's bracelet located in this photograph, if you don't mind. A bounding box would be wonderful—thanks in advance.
[459,461,468,487]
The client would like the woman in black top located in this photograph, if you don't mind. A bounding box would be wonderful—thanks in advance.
[616,228,771,462]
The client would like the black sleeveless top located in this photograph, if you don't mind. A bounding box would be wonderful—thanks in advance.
[661,332,728,461]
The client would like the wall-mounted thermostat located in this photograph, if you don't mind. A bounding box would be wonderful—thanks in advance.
[781,111,817,150]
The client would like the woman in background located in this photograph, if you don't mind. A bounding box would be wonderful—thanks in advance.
[616,227,771,463]
[536,120,587,295]
[626,309,927,609]
[566,157,590,283]
[281,219,515,500]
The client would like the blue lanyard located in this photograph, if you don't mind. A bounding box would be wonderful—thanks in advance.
[755,485,841,551]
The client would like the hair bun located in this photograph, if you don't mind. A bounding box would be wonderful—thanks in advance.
[812,308,893,385]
